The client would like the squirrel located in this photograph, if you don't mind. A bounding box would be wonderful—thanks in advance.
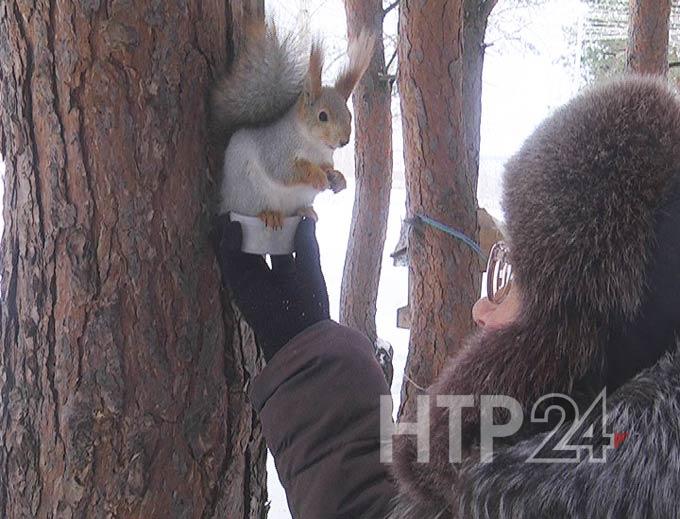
[211,21,375,229]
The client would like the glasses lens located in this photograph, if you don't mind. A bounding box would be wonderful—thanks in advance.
[486,242,513,304]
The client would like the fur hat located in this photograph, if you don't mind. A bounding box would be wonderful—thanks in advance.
[391,76,680,516]
[504,74,680,371]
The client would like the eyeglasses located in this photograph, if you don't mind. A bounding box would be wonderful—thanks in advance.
[486,241,513,304]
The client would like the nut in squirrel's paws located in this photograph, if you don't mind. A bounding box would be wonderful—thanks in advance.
[327,170,347,193]
[296,207,319,221]
[258,210,284,230]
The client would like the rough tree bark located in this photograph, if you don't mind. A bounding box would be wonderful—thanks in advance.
[464,0,497,206]
[340,0,394,381]
[397,0,480,417]
[0,1,267,517]
[626,0,671,75]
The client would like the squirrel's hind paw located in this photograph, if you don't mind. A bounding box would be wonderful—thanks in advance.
[327,170,347,194]
[258,210,284,230]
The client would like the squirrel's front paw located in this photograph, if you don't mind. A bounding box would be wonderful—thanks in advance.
[258,210,284,230]
[296,207,319,221]
[311,174,330,191]
[293,159,330,191]
[327,170,347,193]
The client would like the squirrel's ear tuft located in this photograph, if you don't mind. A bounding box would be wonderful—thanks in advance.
[304,39,324,104]
[335,30,376,101]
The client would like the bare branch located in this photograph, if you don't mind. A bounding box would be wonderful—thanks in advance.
[670,61,680,68]
[386,46,398,72]
[383,0,399,18]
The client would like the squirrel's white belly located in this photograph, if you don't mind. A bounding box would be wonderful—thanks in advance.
[263,177,319,216]
[220,130,328,216]
[219,156,320,216]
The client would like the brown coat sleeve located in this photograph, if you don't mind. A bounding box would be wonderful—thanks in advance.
[251,320,396,518]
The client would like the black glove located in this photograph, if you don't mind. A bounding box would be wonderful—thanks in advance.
[214,214,330,361]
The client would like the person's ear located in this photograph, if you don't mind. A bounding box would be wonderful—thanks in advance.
[472,297,494,328]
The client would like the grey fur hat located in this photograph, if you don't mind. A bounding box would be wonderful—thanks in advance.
[390,76,680,518]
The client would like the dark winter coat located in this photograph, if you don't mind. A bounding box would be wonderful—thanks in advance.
[253,321,680,519]
[251,320,396,518]
[253,76,680,519]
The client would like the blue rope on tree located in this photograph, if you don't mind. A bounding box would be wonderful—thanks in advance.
[410,213,487,261]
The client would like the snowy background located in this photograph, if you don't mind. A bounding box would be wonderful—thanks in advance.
[0,0,677,517]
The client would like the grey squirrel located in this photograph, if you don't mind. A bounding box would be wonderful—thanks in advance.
[211,21,374,229]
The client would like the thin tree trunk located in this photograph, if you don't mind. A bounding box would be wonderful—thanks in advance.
[340,0,393,376]
[397,0,479,417]
[0,1,266,517]
[626,0,671,76]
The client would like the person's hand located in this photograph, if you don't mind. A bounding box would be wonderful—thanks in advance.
[214,214,330,361]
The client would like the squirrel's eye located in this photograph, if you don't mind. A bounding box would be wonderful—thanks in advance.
[319,111,328,122]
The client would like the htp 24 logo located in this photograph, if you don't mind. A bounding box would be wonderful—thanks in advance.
[380,389,629,464]
[528,390,627,464]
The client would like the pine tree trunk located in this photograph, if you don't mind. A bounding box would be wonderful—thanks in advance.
[340,0,393,364]
[397,0,479,417]
[627,0,671,76]
[463,0,497,206]
[0,1,266,517]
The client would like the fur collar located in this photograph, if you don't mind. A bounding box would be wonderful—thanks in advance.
[388,345,680,519]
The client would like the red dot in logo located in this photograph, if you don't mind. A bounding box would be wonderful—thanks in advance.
[613,432,629,449]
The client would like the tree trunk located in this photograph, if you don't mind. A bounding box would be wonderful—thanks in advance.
[626,0,671,76]
[463,0,497,210]
[397,0,479,417]
[0,1,267,517]
[340,0,393,379]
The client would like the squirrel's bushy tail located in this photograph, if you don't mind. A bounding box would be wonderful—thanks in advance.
[211,21,306,131]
